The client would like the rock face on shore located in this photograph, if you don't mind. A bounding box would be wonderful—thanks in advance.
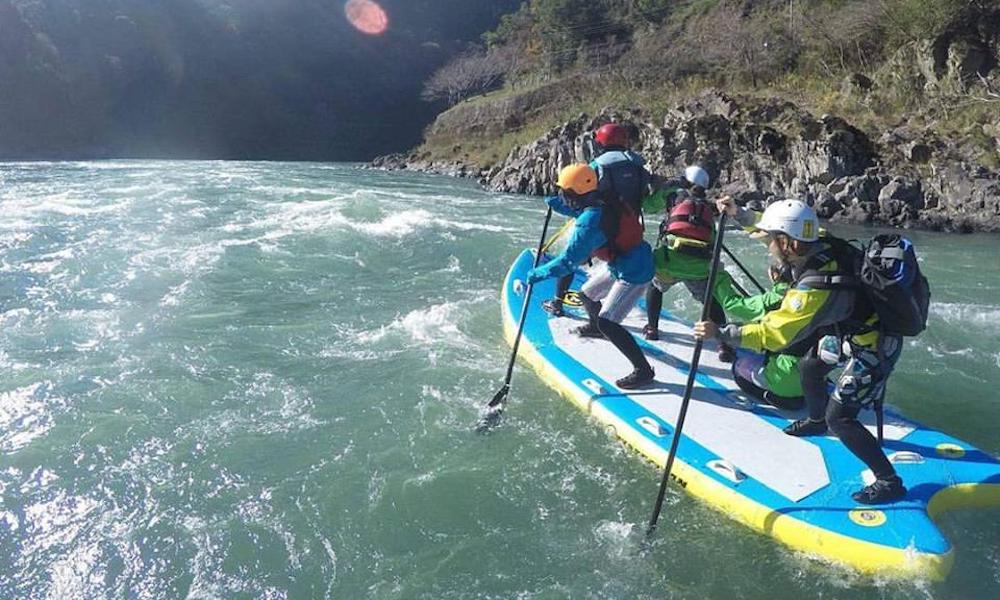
[370,7,1000,231]
[374,89,1000,233]
[483,92,1000,233]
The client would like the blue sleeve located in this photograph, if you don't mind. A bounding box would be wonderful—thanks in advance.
[527,212,606,283]
[544,194,582,218]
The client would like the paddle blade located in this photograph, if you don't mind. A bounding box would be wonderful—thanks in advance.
[487,383,510,408]
[475,384,510,434]
[475,404,504,434]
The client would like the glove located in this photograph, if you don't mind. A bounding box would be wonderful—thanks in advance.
[526,267,547,285]
[544,195,560,209]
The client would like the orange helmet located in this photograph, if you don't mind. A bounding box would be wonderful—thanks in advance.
[556,164,598,195]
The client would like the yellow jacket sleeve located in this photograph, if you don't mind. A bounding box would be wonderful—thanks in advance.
[738,287,833,353]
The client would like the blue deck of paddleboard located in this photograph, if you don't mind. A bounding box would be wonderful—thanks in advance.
[503,249,1000,560]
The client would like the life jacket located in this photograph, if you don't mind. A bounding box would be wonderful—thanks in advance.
[795,235,930,337]
[666,196,714,243]
[592,201,644,262]
[774,239,867,357]
[593,152,647,215]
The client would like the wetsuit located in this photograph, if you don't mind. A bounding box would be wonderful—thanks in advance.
[713,271,803,408]
[716,212,903,487]
[528,192,654,382]
[546,148,650,315]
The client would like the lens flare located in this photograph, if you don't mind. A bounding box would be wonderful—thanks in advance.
[345,0,388,35]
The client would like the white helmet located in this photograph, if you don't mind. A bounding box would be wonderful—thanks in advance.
[755,199,819,242]
[684,165,710,189]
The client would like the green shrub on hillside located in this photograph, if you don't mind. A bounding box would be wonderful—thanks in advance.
[420,0,1000,169]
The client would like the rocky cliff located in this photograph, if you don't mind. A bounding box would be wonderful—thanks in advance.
[372,8,1000,233]
[374,88,1000,233]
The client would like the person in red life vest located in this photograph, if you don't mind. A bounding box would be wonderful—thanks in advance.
[528,164,656,389]
[641,166,736,363]
[542,122,652,318]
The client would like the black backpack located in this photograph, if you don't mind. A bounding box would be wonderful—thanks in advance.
[798,235,931,337]
[858,234,931,336]
[594,153,648,215]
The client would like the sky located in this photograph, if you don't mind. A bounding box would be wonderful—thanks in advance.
[0,0,519,160]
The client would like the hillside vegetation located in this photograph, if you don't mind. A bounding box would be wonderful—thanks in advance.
[416,0,1000,169]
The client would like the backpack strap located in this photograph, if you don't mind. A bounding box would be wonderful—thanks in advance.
[794,238,862,290]
[796,273,859,289]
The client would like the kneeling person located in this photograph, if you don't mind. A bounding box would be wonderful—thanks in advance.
[714,261,803,409]
[695,198,906,504]
[528,164,656,389]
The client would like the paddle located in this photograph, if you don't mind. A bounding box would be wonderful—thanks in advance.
[646,212,729,535]
[476,206,554,434]
[722,243,766,294]
[541,218,573,254]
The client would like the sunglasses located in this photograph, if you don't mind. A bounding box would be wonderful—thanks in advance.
[559,188,583,202]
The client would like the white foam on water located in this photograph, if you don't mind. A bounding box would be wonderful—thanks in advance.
[221,196,516,249]
[0,383,54,453]
[593,520,637,561]
[439,255,461,274]
[70,161,147,170]
[595,519,635,539]
[359,300,471,345]
[927,345,975,358]
[0,193,132,219]
[47,538,104,599]
[347,209,435,237]
[22,489,100,551]
[61,308,123,351]
[159,279,192,307]
[0,231,33,248]
[930,302,1000,330]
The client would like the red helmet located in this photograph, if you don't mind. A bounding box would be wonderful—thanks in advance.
[595,123,629,148]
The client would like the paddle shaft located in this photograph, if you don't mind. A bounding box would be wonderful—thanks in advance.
[497,207,554,395]
[722,243,766,294]
[541,218,572,254]
[647,213,729,534]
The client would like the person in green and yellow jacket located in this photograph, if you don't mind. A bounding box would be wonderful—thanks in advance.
[694,198,907,505]
[713,259,803,409]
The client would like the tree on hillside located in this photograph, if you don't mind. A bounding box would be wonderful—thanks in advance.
[421,46,506,105]
[686,2,794,88]
[530,0,619,69]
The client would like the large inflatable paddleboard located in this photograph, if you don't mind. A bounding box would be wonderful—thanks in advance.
[502,248,1000,580]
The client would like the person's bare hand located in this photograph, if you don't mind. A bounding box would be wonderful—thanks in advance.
[693,320,718,341]
[715,196,737,217]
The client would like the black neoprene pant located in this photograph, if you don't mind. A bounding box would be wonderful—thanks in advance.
[598,317,651,371]
[645,285,663,327]
[799,348,896,480]
[553,273,573,304]
[580,293,651,372]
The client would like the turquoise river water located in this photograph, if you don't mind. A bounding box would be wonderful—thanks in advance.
[0,161,998,599]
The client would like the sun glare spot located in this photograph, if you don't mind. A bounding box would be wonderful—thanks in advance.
[345,0,388,36]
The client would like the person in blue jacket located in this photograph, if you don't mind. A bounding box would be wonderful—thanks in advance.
[543,122,651,317]
[528,163,656,389]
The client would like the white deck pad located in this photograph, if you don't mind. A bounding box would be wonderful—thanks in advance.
[623,309,918,442]
[552,306,916,502]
